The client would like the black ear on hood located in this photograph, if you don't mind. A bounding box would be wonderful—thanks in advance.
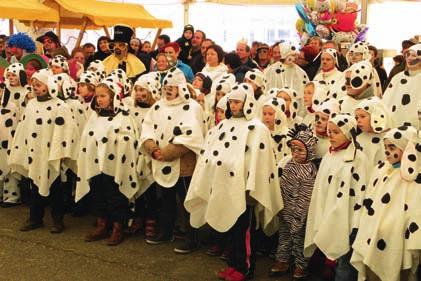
[19,70,28,86]
[224,100,232,119]
[90,96,97,111]
[1,85,10,108]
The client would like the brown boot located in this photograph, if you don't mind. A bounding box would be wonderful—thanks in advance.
[107,222,123,246]
[269,261,290,277]
[85,217,108,242]
[293,265,308,280]
[124,217,143,235]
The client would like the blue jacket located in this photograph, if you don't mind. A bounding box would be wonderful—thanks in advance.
[176,60,194,83]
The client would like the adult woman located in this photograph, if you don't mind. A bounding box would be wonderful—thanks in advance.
[201,44,227,84]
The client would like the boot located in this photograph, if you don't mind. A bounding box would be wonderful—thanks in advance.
[107,222,123,246]
[124,217,143,235]
[85,217,108,242]
[50,218,65,234]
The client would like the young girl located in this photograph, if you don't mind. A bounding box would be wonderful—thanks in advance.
[3,63,31,113]
[351,126,420,281]
[313,99,340,159]
[0,82,20,207]
[302,81,330,127]
[9,69,79,233]
[76,79,140,246]
[87,59,106,81]
[77,70,98,103]
[261,97,290,161]
[49,55,69,75]
[305,114,369,281]
[270,124,318,280]
[354,97,392,175]
[140,68,206,253]
[244,69,267,106]
[339,61,375,115]
[268,87,303,128]
[176,24,194,64]
[185,83,283,281]
[211,74,236,126]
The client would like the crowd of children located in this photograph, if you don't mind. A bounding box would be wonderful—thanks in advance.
[0,24,420,281]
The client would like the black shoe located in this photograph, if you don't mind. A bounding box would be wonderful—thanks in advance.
[0,202,20,208]
[20,220,43,232]
[50,222,65,234]
[174,240,199,254]
[145,233,174,245]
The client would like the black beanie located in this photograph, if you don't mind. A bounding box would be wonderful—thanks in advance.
[183,24,194,34]
[195,72,212,95]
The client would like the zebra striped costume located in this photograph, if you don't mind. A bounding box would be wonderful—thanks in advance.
[276,124,318,271]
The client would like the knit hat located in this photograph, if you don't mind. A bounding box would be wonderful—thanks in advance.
[183,24,194,34]
[49,55,69,72]
[346,60,373,90]
[287,124,318,161]
[244,69,266,91]
[31,68,59,96]
[355,97,392,133]
[227,83,256,120]
[195,72,212,94]
[300,45,319,62]
[384,126,419,181]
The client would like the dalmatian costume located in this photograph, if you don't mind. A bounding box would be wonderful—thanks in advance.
[314,48,346,100]
[261,97,290,162]
[264,42,309,117]
[0,84,20,204]
[244,68,267,106]
[208,74,236,125]
[87,59,106,81]
[75,79,143,202]
[140,68,206,188]
[3,63,31,115]
[304,114,369,261]
[313,98,340,159]
[346,41,382,97]
[107,69,132,98]
[49,55,69,73]
[351,126,421,281]
[9,69,79,197]
[302,81,330,127]
[339,60,375,115]
[383,44,421,130]
[268,87,303,128]
[354,97,392,176]
[185,82,283,235]
[77,70,98,117]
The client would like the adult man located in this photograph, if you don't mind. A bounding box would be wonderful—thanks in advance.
[150,34,171,59]
[190,38,213,74]
[36,31,61,58]
[164,42,194,82]
[187,30,206,67]
[103,25,146,81]
[236,41,258,69]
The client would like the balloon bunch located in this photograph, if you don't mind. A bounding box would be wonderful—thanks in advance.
[295,0,368,46]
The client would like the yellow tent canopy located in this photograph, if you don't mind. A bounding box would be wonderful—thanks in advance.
[0,0,58,22]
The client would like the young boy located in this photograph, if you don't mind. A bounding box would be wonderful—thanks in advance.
[9,69,79,233]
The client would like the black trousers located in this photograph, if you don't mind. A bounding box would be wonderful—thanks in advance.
[29,177,64,223]
[134,183,158,219]
[227,205,256,275]
[89,173,130,224]
[157,177,196,241]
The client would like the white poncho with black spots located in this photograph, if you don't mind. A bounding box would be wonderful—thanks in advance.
[75,110,141,201]
[8,97,79,196]
[185,117,284,234]
[0,96,19,180]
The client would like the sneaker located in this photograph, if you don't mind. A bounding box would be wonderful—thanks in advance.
[269,261,290,277]
[206,244,222,256]
[145,233,175,245]
[20,220,43,232]
[174,240,199,254]
[293,265,308,279]
[217,267,235,280]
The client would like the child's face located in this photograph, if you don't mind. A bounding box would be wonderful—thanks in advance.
[162,85,179,101]
[6,72,19,86]
[349,51,363,65]
[314,112,329,135]
[31,78,49,97]
[345,70,367,97]
[384,139,403,165]
[216,108,225,121]
[77,83,92,98]
[134,85,150,103]
[290,139,307,163]
[215,91,225,103]
[195,93,205,109]
[303,84,314,107]
[229,99,244,116]
[355,108,373,133]
[206,48,219,66]
[50,65,64,75]
[262,105,276,130]
[183,30,193,40]
[277,92,291,113]
[95,86,112,109]
[328,121,349,149]
[25,63,37,81]
[141,42,151,53]
[192,76,203,89]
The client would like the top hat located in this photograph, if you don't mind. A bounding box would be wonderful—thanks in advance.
[113,25,134,44]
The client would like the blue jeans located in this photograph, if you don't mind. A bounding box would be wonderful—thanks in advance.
[335,229,358,281]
